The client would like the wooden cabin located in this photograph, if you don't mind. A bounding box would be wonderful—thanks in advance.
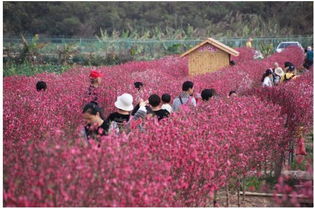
[181,38,239,76]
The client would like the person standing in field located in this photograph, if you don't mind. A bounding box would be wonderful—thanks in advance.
[172,81,197,112]
[303,46,313,69]
[87,70,102,105]
[246,37,253,48]
[82,102,109,142]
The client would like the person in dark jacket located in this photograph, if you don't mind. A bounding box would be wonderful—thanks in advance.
[147,94,170,120]
[82,102,109,142]
[87,70,102,104]
[36,81,47,91]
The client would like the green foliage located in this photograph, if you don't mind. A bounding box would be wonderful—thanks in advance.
[129,45,144,56]
[263,175,279,187]
[56,43,78,65]
[165,43,184,55]
[3,2,313,38]
[103,52,134,66]
[70,52,134,66]
[244,175,279,191]
[259,42,274,57]
[19,34,47,64]
[3,63,70,77]
[245,177,263,190]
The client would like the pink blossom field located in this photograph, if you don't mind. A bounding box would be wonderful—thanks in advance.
[3,47,313,206]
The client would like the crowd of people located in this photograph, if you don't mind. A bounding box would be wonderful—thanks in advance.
[81,73,224,142]
[82,53,312,142]
[34,45,312,143]
[261,46,313,87]
[261,61,301,87]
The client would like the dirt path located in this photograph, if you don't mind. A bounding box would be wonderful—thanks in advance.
[214,191,274,207]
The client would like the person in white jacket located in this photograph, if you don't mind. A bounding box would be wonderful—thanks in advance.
[161,93,173,113]
[262,69,274,87]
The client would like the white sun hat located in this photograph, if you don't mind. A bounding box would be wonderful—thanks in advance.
[114,93,134,111]
[275,67,285,77]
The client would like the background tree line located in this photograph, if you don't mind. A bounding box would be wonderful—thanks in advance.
[3,1,313,38]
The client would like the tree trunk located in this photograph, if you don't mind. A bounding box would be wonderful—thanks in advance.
[226,185,229,207]
[274,151,285,179]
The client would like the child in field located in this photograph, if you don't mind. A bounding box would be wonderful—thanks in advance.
[161,93,173,113]
[36,81,47,91]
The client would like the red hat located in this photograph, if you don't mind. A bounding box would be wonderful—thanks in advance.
[89,70,102,78]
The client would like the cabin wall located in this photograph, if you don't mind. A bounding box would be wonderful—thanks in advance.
[188,49,230,76]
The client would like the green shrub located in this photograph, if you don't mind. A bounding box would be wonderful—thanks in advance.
[102,52,133,66]
[41,55,59,65]
[3,63,70,77]
[165,43,184,55]
[72,54,86,65]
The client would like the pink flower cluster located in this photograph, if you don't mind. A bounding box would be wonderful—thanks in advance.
[4,46,311,206]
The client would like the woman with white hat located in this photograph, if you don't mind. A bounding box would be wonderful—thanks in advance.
[107,93,134,126]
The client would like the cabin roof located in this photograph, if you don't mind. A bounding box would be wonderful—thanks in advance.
[180,38,240,57]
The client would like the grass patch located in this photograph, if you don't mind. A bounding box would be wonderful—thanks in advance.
[3,63,71,77]
[243,175,279,192]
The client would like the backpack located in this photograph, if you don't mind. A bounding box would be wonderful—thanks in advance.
[108,116,144,135]
[273,74,281,85]
[178,96,192,112]
[109,120,131,135]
